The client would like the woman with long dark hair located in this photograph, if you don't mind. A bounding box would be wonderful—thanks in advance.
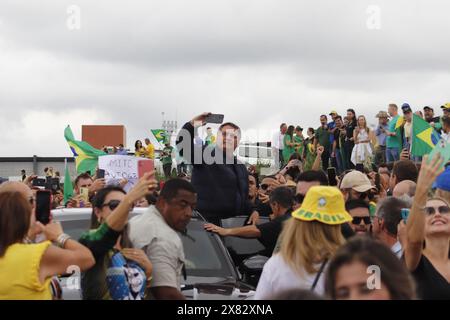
[325,236,416,300]
[79,173,158,300]
[134,140,146,157]
[282,125,298,164]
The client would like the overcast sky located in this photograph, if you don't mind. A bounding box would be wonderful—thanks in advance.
[0,0,449,157]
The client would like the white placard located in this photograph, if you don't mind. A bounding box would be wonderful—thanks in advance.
[98,155,138,192]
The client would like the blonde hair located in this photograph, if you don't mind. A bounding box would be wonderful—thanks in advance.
[279,219,345,275]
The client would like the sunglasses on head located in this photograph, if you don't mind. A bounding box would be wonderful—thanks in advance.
[424,206,450,215]
[352,216,372,225]
[102,200,130,211]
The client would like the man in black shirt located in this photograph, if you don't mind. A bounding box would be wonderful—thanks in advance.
[423,106,442,134]
[331,115,345,175]
[343,108,357,170]
[204,186,294,256]
[177,113,255,225]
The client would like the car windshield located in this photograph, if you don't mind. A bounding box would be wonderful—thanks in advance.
[181,219,235,279]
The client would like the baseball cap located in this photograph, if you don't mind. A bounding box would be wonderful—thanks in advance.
[432,166,450,191]
[329,110,338,115]
[340,170,375,193]
[295,126,303,131]
[441,103,450,111]
[423,106,434,111]
[292,186,353,225]
[401,103,412,113]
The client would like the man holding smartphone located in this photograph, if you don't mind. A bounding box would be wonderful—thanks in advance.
[177,113,256,225]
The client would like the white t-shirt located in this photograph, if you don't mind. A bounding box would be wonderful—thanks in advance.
[254,254,326,300]
[272,131,285,150]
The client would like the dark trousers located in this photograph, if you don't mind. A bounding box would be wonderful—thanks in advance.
[343,140,355,170]
[321,149,330,170]
[163,164,172,179]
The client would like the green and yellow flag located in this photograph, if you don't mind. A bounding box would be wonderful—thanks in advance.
[411,114,441,156]
[63,158,74,205]
[151,129,169,144]
[64,126,106,174]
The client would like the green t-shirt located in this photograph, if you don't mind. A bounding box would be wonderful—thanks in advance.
[162,146,174,165]
[386,115,403,148]
[315,127,331,150]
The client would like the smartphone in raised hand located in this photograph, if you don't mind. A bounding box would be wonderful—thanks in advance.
[36,190,52,225]
[427,139,450,170]
[205,114,224,124]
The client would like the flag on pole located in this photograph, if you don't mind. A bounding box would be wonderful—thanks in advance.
[64,126,107,174]
[151,129,169,144]
[63,158,73,205]
[411,114,441,156]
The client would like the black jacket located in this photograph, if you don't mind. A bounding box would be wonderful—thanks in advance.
[177,122,252,220]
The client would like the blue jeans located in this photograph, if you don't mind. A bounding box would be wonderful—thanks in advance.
[335,149,344,175]
[386,147,400,163]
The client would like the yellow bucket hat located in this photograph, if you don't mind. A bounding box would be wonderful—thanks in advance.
[292,186,352,225]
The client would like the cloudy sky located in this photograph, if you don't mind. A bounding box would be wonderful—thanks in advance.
[0,0,449,157]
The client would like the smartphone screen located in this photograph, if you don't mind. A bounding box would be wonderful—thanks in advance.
[36,190,51,225]
[80,187,89,203]
[401,208,410,223]
[96,169,105,179]
[32,178,46,187]
[327,167,337,186]
[205,114,224,124]
[138,160,154,178]
[428,139,450,170]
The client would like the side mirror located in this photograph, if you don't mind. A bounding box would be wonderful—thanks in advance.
[239,255,269,288]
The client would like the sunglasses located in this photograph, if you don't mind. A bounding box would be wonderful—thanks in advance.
[102,200,133,211]
[423,206,450,215]
[352,216,372,225]
[295,193,305,204]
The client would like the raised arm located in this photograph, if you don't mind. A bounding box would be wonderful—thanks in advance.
[405,154,444,271]
[176,113,211,165]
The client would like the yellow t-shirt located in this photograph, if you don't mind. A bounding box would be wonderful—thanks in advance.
[146,144,155,159]
[0,241,52,300]
[134,147,146,158]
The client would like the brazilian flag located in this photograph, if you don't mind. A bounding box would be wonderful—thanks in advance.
[151,129,169,144]
[64,126,107,174]
[411,114,441,156]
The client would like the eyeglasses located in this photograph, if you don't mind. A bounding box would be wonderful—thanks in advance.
[352,216,372,225]
[295,193,305,204]
[423,206,450,215]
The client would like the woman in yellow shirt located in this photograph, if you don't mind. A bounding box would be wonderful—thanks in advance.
[0,192,95,300]
[134,140,147,157]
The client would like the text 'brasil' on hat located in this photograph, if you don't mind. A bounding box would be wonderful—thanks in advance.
[292,186,352,225]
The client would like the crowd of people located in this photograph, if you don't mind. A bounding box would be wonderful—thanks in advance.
[0,104,449,300]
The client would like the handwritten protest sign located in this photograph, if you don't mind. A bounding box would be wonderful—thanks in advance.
[98,155,139,192]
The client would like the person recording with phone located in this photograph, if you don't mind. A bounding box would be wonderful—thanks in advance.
[0,182,95,300]
[177,113,257,225]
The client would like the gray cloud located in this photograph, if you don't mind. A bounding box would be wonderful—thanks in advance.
[0,0,449,157]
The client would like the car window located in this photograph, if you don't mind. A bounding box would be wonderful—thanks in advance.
[221,216,268,256]
[181,220,234,278]
[59,218,91,240]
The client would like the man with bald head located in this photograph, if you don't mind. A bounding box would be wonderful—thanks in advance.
[392,180,416,198]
